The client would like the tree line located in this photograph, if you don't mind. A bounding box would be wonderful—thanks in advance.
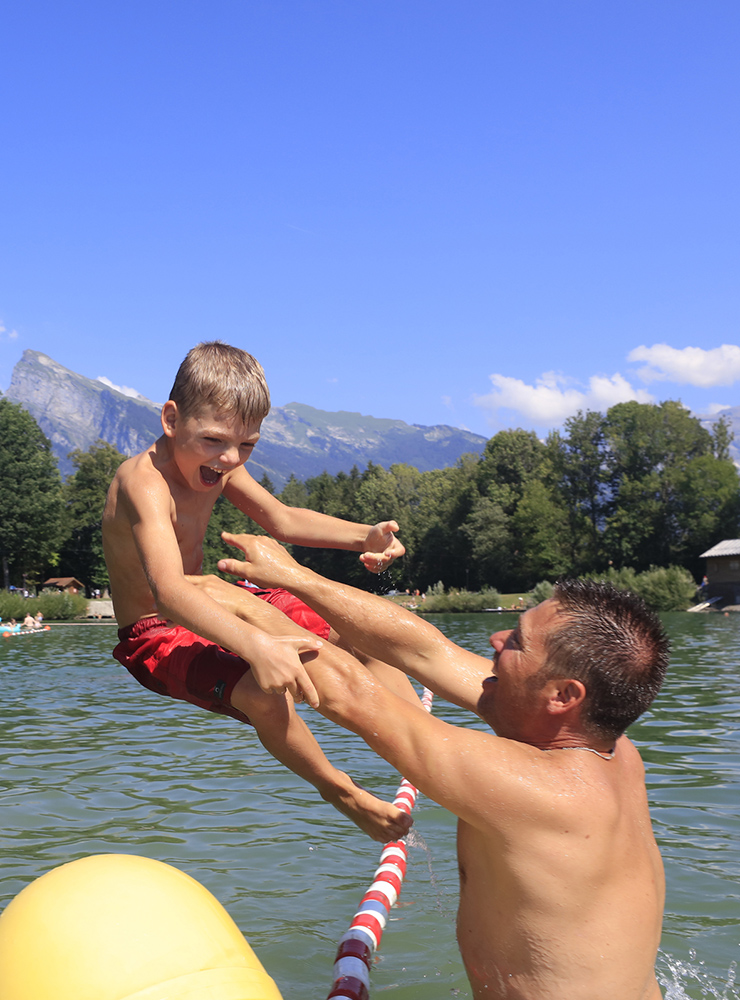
[1,396,737,596]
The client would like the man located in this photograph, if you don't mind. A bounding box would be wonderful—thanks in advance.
[195,532,669,1000]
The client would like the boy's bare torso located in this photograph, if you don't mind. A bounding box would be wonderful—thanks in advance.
[103,445,223,628]
[455,736,664,1000]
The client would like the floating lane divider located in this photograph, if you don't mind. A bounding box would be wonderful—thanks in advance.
[327,686,434,1000]
[2,626,51,639]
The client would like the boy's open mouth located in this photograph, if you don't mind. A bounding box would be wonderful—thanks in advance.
[200,465,224,487]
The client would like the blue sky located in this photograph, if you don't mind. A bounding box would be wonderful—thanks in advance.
[1,1,738,440]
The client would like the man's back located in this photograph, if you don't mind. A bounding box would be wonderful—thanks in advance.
[456,735,664,1000]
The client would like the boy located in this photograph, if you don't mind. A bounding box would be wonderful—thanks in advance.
[102,341,410,842]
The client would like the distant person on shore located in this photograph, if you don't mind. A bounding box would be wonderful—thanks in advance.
[102,340,412,842]
[194,534,669,1000]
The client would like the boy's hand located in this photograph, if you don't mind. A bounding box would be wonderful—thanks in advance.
[248,631,322,708]
[360,520,405,574]
[187,566,321,707]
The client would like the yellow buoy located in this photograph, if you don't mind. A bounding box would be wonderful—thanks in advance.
[0,854,284,1000]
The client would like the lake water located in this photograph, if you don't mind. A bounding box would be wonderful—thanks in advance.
[0,613,738,998]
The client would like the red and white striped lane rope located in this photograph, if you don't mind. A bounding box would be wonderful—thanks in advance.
[327,687,434,1000]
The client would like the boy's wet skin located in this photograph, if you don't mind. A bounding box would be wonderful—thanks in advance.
[103,341,413,842]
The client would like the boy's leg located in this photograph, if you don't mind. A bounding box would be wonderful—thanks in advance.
[243,582,422,707]
[230,668,412,843]
[334,639,422,707]
[183,575,416,840]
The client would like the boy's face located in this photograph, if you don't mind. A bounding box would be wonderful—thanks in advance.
[162,402,261,491]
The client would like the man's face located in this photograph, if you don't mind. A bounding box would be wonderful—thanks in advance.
[164,403,261,491]
[478,599,561,739]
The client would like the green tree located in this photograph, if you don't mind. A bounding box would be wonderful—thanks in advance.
[464,429,553,590]
[59,440,126,591]
[477,428,548,499]
[409,456,479,591]
[710,414,734,463]
[548,411,608,572]
[672,453,740,575]
[0,399,63,589]
[602,401,738,572]
[291,464,406,590]
[511,478,571,585]
[461,495,513,586]
[280,474,309,509]
[202,495,259,575]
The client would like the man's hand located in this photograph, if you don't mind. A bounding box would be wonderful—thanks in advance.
[359,520,405,574]
[218,532,305,590]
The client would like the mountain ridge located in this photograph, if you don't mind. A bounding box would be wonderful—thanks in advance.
[3,350,488,485]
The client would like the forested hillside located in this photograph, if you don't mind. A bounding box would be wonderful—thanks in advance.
[2,397,737,596]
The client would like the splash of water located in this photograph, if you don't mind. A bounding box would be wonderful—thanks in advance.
[406,828,455,916]
[657,951,738,999]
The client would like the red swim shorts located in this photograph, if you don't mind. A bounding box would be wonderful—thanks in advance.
[113,590,330,724]
[235,584,332,640]
[113,618,252,724]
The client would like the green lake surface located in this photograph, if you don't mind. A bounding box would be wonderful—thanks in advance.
[0,613,738,998]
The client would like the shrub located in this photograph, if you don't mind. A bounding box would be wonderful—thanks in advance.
[586,566,639,592]
[0,590,89,621]
[584,564,696,612]
[529,580,555,606]
[421,586,501,613]
[0,591,27,621]
[35,592,89,620]
[630,565,697,612]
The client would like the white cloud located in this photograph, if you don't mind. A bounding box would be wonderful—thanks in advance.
[0,322,18,341]
[441,395,453,409]
[706,402,733,415]
[628,343,740,388]
[96,376,150,402]
[474,371,652,426]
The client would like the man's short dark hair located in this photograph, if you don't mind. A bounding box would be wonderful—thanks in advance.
[543,579,670,741]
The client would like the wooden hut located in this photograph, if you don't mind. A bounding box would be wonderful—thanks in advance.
[698,540,740,607]
[42,576,85,595]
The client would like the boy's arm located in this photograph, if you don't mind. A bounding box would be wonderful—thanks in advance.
[120,472,322,706]
[222,466,405,572]
[216,533,492,713]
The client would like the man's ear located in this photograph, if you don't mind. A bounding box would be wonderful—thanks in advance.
[546,678,586,716]
[161,400,179,437]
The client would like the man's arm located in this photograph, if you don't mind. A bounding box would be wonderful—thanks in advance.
[187,572,539,833]
[222,466,405,572]
[215,533,492,713]
[117,470,322,706]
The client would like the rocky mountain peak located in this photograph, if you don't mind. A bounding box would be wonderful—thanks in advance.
[5,349,488,485]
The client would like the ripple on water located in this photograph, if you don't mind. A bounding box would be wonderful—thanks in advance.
[1,618,740,997]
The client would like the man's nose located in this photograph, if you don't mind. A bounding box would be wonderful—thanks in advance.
[489,629,511,650]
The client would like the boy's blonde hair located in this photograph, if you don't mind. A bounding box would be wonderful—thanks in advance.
[169,341,271,424]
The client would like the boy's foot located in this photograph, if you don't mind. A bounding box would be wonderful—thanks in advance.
[322,774,413,843]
